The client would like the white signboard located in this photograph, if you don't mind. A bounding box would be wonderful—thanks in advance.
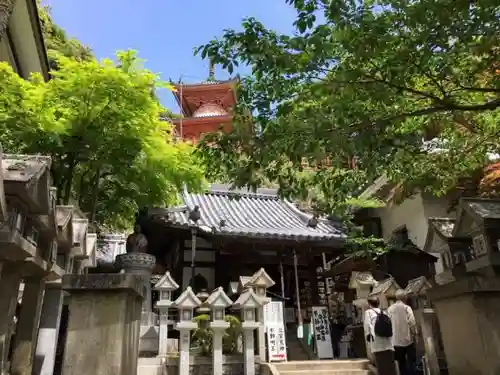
[312,306,334,359]
[267,324,287,362]
[264,301,284,328]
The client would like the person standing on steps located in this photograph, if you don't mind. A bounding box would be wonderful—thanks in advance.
[364,297,397,375]
[388,290,417,375]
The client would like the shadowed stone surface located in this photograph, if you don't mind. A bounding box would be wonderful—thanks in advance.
[61,274,145,375]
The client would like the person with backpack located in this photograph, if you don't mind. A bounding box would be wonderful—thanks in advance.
[364,297,397,375]
[388,290,417,375]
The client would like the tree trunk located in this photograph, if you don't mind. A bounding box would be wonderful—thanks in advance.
[62,154,76,204]
[89,166,101,223]
[0,0,17,42]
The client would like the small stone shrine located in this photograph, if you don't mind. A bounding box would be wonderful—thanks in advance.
[368,278,400,308]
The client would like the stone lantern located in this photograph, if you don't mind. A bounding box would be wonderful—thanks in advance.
[233,287,263,375]
[349,271,376,319]
[173,286,201,375]
[368,278,401,309]
[248,268,274,361]
[196,289,211,314]
[154,271,179,357]
[206,287,233,375]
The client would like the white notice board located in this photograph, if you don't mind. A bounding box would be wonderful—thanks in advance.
[267,323,288,362]
[264,301,284,329]
[311,306,334,359]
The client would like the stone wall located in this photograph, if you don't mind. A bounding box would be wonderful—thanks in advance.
[165,356,261,375]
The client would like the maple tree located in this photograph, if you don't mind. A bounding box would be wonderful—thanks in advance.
[0,51,204,230]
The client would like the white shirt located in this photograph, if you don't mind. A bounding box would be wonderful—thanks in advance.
[364,308,393,353]
[388,301,416,347]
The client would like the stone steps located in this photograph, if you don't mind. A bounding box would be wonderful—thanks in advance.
[277,370,369,375]
[273,359,371,375]
[287,340,310,361]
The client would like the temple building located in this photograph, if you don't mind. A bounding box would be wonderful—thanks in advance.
[90,67,351,362]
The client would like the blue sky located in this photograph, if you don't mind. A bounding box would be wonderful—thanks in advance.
[44,0,298,112]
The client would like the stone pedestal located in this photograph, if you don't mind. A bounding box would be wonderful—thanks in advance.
[10,277,45,375]
[0,265,23,375]
[116,253,157,356]
[115,253,156,312]
[428,275,500,375]
[33,284,65,375]
[61,273,146,375]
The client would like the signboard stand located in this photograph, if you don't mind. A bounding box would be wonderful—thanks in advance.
[264,301,287,362]
[312,306,334,359]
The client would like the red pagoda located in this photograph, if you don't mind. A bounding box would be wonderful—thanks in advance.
[171,63,238,143]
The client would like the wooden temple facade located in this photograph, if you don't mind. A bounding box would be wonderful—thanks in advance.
[138,184,346,316]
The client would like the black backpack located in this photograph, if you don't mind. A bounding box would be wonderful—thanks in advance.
[373,310,393,338]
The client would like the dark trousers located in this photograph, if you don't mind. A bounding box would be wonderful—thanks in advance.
[374,350,397,375]
[394,343,417,375]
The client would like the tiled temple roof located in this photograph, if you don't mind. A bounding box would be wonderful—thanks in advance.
[151,185,345,242]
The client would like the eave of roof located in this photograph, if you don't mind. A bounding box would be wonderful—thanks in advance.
[150,184,346,244]
[27,0,50,81]
[171,114,233,124]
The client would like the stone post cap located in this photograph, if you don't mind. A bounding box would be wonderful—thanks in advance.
[62,273,147,300]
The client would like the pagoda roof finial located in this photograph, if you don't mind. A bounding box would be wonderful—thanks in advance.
[208,60,215,82]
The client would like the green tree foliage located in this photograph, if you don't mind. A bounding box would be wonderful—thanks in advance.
[0,51,204,230]
[194,0,500,217]
[37,3,94,65]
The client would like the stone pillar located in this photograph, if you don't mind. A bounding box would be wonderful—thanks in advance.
[0,265,22,375]
[242,330,256,375]
[154,271,179,357]
[415,309,440,375]
[172,287,201,375]
[33,284,65,375]
[10,277,45,375]
[60,273,145,375]
[207,287,233,375]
